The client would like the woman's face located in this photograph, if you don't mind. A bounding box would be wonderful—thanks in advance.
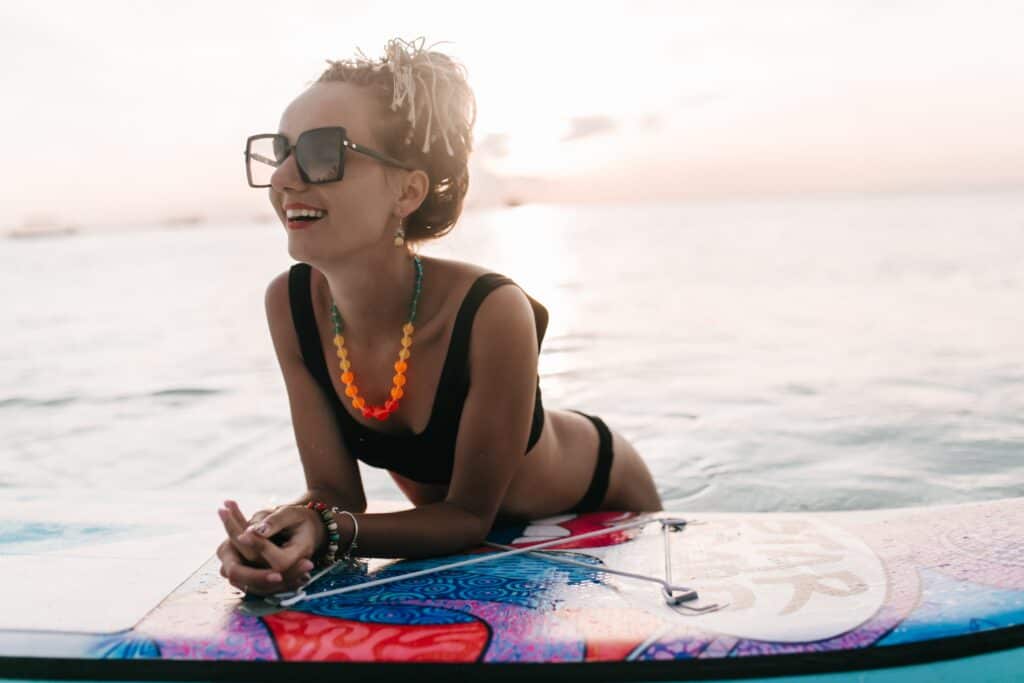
[269,81,401,260]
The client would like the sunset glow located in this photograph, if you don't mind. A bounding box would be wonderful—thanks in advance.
[1,0,1022,229]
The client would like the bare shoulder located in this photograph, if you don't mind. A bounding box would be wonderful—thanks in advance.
[418,255,536,342]
[416,255,493,321]
[265,268,292,307]
[264,268,301,364]
[420,254,491,289]
[472,278,539,355]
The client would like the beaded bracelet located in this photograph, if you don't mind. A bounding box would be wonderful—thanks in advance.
[305,501,360,568]
[333,509,360,563]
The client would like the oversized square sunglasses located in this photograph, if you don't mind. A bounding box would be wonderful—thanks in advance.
[244,126,417,188]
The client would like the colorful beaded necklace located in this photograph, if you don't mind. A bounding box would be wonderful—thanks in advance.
[330,254,423,421]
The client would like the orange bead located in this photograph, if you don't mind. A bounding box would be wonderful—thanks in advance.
[333,335,345,346]
[345,385,359,397]
[384,398,397,411]
[340,359,351,371]
[394,360,408,373]
[401,336,413,348]
[352,396,366,409]
[337,347,348,359]
[393,374,406,387]
[341,371,354,384]
[390,387,404,399]
[398,348,410,360]
[403,323,414,335]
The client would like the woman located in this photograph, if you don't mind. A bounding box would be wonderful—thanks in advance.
[217,37,662,597]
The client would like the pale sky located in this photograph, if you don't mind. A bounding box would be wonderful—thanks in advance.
[3,0,1023,229]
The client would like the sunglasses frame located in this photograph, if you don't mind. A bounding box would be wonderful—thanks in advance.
[244,126,417,188]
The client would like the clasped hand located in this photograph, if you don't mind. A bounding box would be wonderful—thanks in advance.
[216,500,325,596]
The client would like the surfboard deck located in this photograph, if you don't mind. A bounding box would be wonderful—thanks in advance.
[2,497,1022,681]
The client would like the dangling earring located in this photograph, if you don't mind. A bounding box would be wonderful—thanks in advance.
[393,224,406,248]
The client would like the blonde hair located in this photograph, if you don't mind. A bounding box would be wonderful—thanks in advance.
[315,37,477,243]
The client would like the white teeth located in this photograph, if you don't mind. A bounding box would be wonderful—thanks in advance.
[286,208,326,219]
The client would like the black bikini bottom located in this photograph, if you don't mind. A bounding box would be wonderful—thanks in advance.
[560,410,615,514]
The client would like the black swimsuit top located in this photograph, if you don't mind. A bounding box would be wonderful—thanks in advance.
[288,263,549,485]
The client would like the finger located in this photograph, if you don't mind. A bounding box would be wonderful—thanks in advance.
[229,502,286,562]
[223,561,287,596]
[229,501,277,536]
[220,538,282,593]
[217,539,242,577]
[280,519,320,561]
[232,502,288,546]
[218,540,272,593]
[224,500,255,538]
[224,500,251,529]
[218,528,313,593]
[247,505,307,541]
[245,507,321,581]
[218,504,247,540]
[277,515,328,590]
[275,540,316,591]
[248,509,274,528]
[218,508,262,564]
[276,557,315,593]
[229,533,271,568]
[243,506,282,538]
[235,523,296,574]
[278,548,313,593]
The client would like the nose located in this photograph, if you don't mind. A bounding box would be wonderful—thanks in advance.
[269,152,306,193]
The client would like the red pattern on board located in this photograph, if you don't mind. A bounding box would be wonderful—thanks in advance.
[495,511,644,550]
[463,512,645,556]
[264,611,489,662]
[551,512,643,549]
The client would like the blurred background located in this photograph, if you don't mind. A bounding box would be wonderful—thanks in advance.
[1,0,1022,513]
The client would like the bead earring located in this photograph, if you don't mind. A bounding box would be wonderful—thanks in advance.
[394,224,406,247]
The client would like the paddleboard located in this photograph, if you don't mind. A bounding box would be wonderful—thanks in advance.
[1,496,1022,681]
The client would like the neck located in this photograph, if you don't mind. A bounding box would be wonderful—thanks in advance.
[318,247,418,338]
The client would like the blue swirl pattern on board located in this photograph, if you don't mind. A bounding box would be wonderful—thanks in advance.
[301,551,606,622]
[303,603,477,625]
[90,634,161,659]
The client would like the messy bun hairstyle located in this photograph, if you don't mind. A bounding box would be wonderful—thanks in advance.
[315,37,477,244]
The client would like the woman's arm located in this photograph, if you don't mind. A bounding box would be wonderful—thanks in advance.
[265,271,367,513]
[260,284,540,559]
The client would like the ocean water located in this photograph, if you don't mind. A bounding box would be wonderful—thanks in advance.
[1,191,1022,513]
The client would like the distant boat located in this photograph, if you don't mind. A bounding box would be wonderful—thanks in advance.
[7,218,79,239]
[161,214,206,229]
[502,196,526,207]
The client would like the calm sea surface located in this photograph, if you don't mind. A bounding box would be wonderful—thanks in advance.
[2,191,1022,512]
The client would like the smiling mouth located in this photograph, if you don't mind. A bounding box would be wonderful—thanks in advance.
[285,209,327,229]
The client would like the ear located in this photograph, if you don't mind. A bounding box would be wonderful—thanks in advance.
[394,168,430,217]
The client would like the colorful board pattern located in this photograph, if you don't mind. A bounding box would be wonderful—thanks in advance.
[2,497,1022,680]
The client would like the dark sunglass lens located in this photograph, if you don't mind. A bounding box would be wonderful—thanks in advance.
[296,128,344,183]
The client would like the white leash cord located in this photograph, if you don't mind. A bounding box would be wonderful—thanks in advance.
[483,541,696,598]
[275,516,657,607]
[273,515,721,613]
[486,519,723,614]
